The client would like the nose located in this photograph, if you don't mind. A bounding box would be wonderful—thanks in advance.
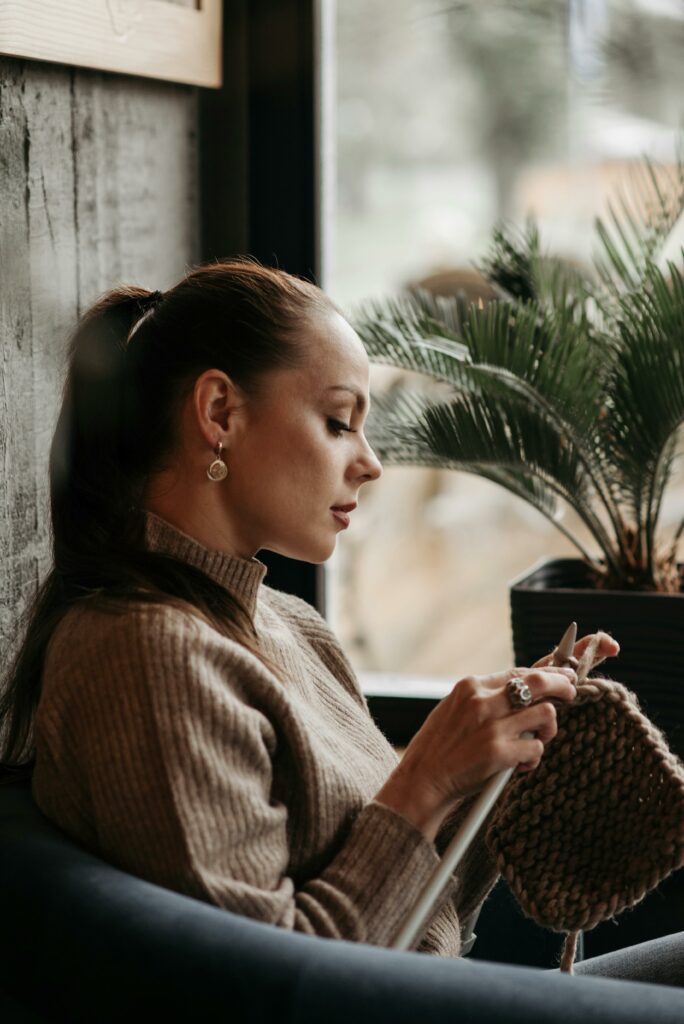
[356,435,383,484]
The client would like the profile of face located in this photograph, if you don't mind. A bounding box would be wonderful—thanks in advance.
[191,310,383,563]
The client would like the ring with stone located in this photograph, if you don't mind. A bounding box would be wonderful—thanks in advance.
[506,676,533,710]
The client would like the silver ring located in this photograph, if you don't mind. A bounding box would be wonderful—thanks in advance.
[506,676,533,709]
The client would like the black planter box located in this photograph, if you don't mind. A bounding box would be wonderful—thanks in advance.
[510,557,684,959]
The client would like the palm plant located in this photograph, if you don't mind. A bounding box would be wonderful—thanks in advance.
[353,158,684,593]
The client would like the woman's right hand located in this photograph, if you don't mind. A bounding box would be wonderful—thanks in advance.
[374,665,578,842]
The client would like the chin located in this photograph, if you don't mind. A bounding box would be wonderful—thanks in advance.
[266,535,336,564]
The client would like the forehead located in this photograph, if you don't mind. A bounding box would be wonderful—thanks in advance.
[294,311,370,396]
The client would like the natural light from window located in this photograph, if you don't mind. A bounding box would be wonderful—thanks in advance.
[326,0,684,691]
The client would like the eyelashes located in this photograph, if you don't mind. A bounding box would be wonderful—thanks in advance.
[327,418,356,436]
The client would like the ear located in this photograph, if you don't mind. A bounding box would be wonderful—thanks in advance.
[192,369,248,441]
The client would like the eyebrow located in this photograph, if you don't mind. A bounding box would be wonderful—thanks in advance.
[326,385,368,413]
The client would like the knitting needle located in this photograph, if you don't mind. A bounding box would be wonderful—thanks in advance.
[391,622,578,952]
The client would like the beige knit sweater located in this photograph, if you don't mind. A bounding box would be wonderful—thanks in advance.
[32,510,499,956]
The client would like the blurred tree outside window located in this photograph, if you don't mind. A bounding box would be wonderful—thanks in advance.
[327,0,684,684]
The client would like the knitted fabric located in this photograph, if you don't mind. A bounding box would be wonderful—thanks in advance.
[485,635,684,974]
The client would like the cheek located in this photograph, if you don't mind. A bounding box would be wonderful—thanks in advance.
[236,418,341,496]
[283,435,339,490]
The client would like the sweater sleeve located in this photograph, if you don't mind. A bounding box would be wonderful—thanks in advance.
[43,604,453,950]
[270,591,500,912]
[265,587,500,931]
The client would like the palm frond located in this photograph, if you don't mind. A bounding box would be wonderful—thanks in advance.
[600,260,684,563]
[366,385,621,573]
[479,222,540,303]
[593,157,684,303]
[479,221,594,315]
[351,292,469,381]
[356,292,628,552]
[473,466,603,566]
[356,292,610,436]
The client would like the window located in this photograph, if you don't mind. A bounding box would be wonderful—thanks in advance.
[327,0,684,684]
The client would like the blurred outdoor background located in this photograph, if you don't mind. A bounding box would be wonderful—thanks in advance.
[325,0,684,690]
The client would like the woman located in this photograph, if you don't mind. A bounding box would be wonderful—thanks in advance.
[3,258,658,970]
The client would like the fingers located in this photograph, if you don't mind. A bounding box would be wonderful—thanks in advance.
[452,667,576,731]
[474,665,577,693]
[516,738,546,772]
[478,704,556,775]
[573,631,620,660]
[503,666,577,711]
[518,666,577,693]
[500,701,562,773]
[532,631,620,668]
[449,665,580,783]
[504,699,559,745]
[532,652,554,668]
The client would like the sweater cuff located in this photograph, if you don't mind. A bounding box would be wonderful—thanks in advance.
[321,799,457,950]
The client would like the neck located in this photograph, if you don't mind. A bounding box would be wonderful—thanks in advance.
[142,484,257,561]
[141,508,268,618]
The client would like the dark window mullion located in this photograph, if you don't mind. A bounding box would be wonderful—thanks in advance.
[199,0,324,611]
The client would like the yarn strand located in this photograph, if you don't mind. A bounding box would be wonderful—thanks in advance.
[560,930,581,973]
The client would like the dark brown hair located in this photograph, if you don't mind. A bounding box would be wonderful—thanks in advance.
[0,258,338,780]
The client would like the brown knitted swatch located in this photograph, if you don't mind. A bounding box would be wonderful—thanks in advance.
[485,635,684,973]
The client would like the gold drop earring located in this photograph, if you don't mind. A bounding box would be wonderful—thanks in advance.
[207,440,228,481]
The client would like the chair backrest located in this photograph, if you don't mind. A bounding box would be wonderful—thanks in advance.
[1,780,683,1024]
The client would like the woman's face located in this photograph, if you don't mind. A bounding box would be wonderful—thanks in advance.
[219,310,383,562]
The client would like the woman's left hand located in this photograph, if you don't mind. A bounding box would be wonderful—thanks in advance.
[532,631,620,670]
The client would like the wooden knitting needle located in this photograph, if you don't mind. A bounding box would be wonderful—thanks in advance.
[391,622,578,952]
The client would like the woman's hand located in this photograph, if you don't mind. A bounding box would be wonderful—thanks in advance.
[374,664,578,842]
[531,631,620,671]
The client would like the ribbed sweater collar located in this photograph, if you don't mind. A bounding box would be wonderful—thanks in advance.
[141,510,268,619]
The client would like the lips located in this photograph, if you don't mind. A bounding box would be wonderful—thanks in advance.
[331,502,357,513]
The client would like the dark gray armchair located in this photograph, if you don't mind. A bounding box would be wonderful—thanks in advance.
[1,778,684,1023]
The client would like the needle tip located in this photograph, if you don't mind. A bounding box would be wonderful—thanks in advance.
[554,622,577,664]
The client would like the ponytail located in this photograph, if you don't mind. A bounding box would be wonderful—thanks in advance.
[1,260,337,779]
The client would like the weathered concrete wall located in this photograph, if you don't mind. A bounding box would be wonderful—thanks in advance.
[0,57,199,655]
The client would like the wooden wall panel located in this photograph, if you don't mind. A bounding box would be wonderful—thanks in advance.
[0,56,198,662]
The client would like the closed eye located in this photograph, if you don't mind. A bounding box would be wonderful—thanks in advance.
[327,418,356,436]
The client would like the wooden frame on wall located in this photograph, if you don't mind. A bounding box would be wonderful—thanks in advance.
[0,0,222,88]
